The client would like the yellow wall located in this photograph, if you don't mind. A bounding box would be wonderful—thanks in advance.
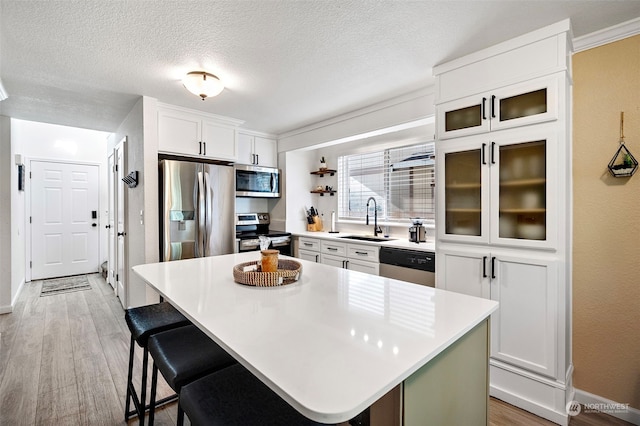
[573,34,640,409]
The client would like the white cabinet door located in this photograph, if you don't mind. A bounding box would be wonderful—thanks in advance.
[321,240,347,257]
[347,243,379,263]
[298,237,320,252]
[298,249,320,263]
[436,136,491,245]
[321,253,346,269]
[488,125,557,250]
[201,119,236,161]
[490,254,557,378]
[436,249,490,299]
[237,133,278,167]
[347,258,379,275]
[237,133,255,165]
[437,75,560,140]
[158,109,201,156]
[254,136,277,168]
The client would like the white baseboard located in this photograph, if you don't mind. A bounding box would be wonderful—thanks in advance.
[0,279,25,314]
[574,388,640,425]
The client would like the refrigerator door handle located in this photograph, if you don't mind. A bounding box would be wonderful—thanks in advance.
[195,170,206,257]
[203,171,212,257]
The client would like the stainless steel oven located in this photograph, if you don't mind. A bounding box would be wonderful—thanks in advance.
[235,213,291,256]
[235,165,280,198]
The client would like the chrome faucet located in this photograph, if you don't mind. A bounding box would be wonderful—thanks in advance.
[366,197,383,237]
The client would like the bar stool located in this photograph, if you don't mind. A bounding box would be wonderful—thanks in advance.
[179,363,329,425]
[124,302,191,425]
[147,324,238,425]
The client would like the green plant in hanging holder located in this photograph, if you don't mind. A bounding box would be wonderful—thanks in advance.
[607,112,638,177]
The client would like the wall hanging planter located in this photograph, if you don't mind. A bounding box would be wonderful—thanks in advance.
[608,112,638,177]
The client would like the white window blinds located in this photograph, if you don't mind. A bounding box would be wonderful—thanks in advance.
[337,142,435,222]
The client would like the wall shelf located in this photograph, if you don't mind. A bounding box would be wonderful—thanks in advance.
[310,169,336,177]
[310,190,336,196]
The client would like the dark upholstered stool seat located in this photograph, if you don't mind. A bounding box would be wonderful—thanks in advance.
[125,302,190,346]
[124,302,191,425]
[147,324,238,425]
[180,364,329,426]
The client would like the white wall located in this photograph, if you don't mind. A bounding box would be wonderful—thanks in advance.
[0,116,14,313]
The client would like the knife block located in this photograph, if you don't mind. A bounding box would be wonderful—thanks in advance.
[307,215,323,232]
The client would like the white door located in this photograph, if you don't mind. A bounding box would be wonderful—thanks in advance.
[107,151,116,289]
[31,160,100,280]
[321,253,346,269]
[115,140,127,307]
[298,249,319,263]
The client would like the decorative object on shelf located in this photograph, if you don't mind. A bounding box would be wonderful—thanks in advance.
[233,259,302,286]
[122,171,139,188]
[182,71,224,100]
[608,112,638,177]
[320,156,327,170]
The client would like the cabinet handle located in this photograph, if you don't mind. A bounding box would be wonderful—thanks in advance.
[327,247,338,251]
[256,154,259,165]
[117,232,126,237]
[344,260,349,269]
[354,251,368,256]
[251,153,255,164]
[482,97,487,120]
[199,141,202,155]
[303,242,313,247]
[491,256,496,279]
[482,256,487,278]
[491,142,496,164]
[203,142,206,156]
[315,254,319,263]
[482,143,487,165]
[491,95,496,119]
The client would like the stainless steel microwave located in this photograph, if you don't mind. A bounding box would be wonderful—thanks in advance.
[235,165,280,198]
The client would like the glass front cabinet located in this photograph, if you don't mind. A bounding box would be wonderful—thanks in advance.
[436,75,559,140]
[437,125,557,249]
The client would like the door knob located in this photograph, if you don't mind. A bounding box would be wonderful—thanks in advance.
[117,232,126,237]
[92,223,97,227]
[105,224,111,229]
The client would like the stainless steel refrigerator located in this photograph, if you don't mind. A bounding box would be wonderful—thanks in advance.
[159,159,235,261]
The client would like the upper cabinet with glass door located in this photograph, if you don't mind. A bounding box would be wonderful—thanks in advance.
[437,75,559,140]
[436,125,557,250]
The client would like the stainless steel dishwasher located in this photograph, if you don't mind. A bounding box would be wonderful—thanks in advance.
[379,247,435,287]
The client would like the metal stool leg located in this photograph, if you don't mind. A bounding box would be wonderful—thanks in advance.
[124,334,135,422]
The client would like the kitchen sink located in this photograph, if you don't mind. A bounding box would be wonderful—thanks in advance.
[338,235,396,242]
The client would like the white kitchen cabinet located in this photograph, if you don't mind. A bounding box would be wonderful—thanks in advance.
[436,124,557,250]
[237,132,277,167]
[434,21,572,423]
[437,247,557,378]
[490,254,557,378]
[158,104,240,161]
[437,248,490,299]
[437,75,559,140]
[318,240,379,275]
[298,249,320,263]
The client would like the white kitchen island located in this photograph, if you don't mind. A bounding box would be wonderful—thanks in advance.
[132,252,498,425]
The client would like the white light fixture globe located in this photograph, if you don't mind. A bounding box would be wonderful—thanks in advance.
[182,71,224,100]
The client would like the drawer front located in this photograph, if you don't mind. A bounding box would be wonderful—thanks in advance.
[321,241,347,256]
[347,244,379,263]
[299,237,320,252]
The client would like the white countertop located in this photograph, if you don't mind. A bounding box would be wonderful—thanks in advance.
[293,231,436,252]
[132,252,496,423]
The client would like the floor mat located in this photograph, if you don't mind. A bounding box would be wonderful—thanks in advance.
[40,275,91,296]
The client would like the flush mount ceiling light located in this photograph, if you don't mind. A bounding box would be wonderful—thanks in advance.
[182,71,224,100]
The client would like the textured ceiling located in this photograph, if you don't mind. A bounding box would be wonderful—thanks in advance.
[1,1,639,135]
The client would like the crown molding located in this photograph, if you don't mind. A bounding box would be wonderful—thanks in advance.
[573,17,640,53]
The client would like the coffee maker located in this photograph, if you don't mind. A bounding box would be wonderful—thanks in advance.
[409,218,427,243]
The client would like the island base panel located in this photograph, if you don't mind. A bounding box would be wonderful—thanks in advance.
[403,319,489,425]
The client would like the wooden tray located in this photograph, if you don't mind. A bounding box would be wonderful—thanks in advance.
[233,259,302,287]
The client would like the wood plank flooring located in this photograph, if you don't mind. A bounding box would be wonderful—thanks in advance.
[0,274,632,425]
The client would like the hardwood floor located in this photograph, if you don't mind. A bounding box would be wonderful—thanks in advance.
[0,274,632,425]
